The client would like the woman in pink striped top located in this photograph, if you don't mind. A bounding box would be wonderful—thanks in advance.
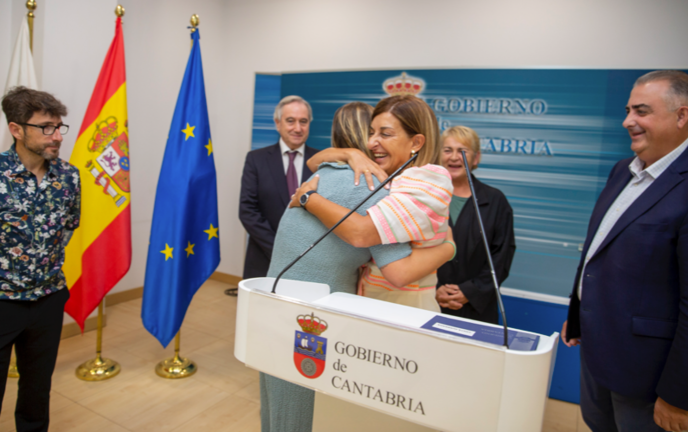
[291,95,453,311]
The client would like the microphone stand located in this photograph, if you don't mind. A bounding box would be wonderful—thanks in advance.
[460,150,510,349]
[271,152,419,294]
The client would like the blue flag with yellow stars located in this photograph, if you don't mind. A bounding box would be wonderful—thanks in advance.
[142,29,220,347]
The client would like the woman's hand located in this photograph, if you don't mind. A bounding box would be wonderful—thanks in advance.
[345,150,389,190]
[289,175,319,208]
[306,147,388,190]
[436,284,468,310]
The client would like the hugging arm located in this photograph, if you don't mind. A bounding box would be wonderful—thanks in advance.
[307,147,388,189]
[290,175,382,248]
[379,238,455,288]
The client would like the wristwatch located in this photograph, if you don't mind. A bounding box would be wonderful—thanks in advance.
[299,190,318,208]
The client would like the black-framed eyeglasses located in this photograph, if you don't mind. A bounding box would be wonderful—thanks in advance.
[20,123,69,135]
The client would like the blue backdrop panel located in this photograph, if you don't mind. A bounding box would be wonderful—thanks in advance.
[251,74,281,150]
[278,69,648,298]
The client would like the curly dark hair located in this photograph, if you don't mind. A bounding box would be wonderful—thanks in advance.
[2,86,68,126]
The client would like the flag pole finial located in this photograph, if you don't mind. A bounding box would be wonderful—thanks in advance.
[115,5,125,18]
[26,0,36,53]
[190,14,199,32]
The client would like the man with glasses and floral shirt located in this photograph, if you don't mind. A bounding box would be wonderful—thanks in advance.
[0,86,80,432]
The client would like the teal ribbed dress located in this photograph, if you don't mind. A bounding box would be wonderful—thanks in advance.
[260,163,411,432]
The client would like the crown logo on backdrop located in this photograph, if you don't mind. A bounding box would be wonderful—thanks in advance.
[88,116,119,153]
[297,313,328,335]
[383,72,425,96]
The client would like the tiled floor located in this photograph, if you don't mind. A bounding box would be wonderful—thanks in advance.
[1,280,590,432]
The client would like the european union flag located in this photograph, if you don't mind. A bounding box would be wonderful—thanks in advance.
[142,29,220,347]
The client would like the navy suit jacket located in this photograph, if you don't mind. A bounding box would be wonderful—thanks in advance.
[566,148,688,410]
[239,143,318,279]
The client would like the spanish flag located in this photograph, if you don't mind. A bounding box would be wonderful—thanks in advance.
[63,16,131,329]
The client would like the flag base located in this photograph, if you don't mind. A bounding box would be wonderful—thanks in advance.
[75,354,121,381]
[155,354,197,379]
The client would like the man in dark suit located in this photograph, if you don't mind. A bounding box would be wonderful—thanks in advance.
[562,70,688,432]
[238,96,319,280]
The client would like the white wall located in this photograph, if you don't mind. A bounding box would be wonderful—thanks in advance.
[1,0,688,296]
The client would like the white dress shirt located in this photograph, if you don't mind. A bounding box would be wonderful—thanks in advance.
[578,138,688,299]
[279,138,305,186]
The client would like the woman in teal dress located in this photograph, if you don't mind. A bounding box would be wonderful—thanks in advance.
[260,102,454,432]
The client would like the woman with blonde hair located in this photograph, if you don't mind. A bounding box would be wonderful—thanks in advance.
[293,95,453,312]
[435,125,516,324]
[261,101,454,432]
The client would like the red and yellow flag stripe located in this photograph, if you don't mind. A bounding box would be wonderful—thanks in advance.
[63,17,131,329]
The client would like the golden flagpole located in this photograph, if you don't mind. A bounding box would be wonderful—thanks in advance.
[8,346,18,379]
[26,0,36,53]
[9,0,38,381]
[73,4,126,382]
[154,15,200,380]
[155,330,197,379]
[75,301,121,380]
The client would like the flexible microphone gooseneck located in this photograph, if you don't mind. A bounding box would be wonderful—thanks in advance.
[460,150,509,349]
[271,152,419,294]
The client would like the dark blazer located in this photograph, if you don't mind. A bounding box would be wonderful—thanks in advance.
[566,149,688,409]
[239,143,319,279]
[437,176,516,324]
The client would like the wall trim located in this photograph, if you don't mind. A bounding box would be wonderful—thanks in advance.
[61,314,101,339]
[106,286,143,307]
[501,286,570,305]
[61,273,241,337]
[209,271,242,286]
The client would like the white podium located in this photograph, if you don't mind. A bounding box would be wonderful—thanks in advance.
[235,278,558,432]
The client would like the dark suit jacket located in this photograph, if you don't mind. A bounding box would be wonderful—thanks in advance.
[566,149,688,409]
[239,143,318,279]
[437,177,516,324]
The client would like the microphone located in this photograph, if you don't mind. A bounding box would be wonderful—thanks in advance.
[460,150,510,349]
[271,152,419,294]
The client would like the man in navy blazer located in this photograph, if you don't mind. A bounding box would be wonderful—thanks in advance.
[562,71,688,431]
[239,96,319,279]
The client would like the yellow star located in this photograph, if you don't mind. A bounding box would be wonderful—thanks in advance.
[204,223,219,240]
[181,123,195,141]
[161,243,174,261]
[205,139,213,156]
[185,241,195,257]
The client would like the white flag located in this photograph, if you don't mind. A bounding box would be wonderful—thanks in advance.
[1,17,38,152]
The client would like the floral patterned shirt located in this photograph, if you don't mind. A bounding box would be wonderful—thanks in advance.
[0,145,81,301]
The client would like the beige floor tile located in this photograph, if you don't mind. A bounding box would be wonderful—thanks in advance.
[51,348,152,403]
[234,379,261,404]
[183,307,236,341]
[542,398,578,432]
[0,378,18,432]
[190,352,258,395]
[48,398,129,432]
[80,375,228,432]
[50,392,76,411]
[0,419,15,432]
[170,393,260,432]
